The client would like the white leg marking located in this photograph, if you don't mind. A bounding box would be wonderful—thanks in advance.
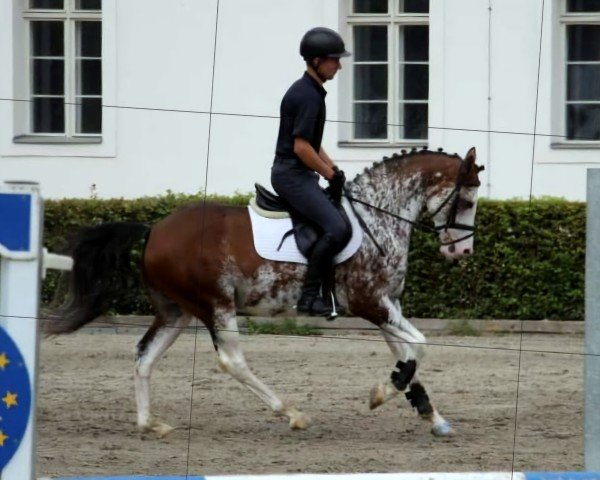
[381,296,426,361]
[388,298,427,357]
[429,405,454,436]
[135,313,193,436]
[375,299,454,435]
[215,312,308,430]
[370,297,425,409]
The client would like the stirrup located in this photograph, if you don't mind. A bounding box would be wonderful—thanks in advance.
[326,291,347,320]
[327,291,339,320]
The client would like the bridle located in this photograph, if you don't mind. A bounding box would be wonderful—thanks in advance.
[344,160,480,257]
[424,183,477,242]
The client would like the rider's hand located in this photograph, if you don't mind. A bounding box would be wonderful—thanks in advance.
[327,168,346,204]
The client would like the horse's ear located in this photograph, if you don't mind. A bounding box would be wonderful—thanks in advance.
[465,147,477,164]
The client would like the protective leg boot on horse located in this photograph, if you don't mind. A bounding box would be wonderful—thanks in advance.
[297,233,347,318]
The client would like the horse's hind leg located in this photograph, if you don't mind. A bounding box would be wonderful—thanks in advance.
[370,297,453,437]
[134,290,192,437]
[212,307,308,430]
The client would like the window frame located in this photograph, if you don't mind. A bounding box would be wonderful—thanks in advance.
[340,0,429,147]
[554,1,600,148]
[22,0,102,139]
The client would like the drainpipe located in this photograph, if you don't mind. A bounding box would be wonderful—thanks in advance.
[486,0,493,197]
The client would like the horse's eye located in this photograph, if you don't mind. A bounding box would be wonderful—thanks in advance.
[459,199,474,210]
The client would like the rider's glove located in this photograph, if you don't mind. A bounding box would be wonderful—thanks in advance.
[327,168,346,205]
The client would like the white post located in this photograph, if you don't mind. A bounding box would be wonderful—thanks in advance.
[0,182,42,480]
[585,169,600,470]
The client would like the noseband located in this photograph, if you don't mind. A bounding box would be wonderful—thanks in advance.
[345,159,478,256]
[425,183,477,244]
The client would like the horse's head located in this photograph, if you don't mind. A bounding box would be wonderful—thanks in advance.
[425,147,484,260]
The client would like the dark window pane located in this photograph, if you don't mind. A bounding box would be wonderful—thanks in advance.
[31,21,64,57]
[353,0,387,13]
[567,104,600,140]
[33,97,64,133]
[568,25,600,62]
[33,59,64,95]
[400,0,429,13]
[354,65,387,100]
[402,25,428,61]
[77,60,102,95]
[76,0,102,10]
[401,103,428,139]
[30,0,63,9]
[76,98,102,133]
[402,64,428,100]
[354,103,387,139]
[567,0,600,12]
[568,64,600,101]
[77,22,102,57]
[354,26,387,62]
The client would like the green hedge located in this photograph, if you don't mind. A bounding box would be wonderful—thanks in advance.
[404,199,584,320]
[41,192,253,314]
[42,195,585,320]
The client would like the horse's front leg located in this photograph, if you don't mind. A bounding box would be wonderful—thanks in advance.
[212,307,308,430]
[369,297,453,437]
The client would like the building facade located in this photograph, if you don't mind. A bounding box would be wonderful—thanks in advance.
[0,0,599,200]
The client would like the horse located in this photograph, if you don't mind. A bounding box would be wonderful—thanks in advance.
[45,147,484,438]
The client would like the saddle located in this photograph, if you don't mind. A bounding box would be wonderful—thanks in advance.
[253,183,353,258]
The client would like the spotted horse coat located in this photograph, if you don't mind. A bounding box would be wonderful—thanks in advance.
[46,147,483,438]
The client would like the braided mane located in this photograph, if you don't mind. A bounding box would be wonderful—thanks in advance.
[351,147,462,183]
[380,146,461,164]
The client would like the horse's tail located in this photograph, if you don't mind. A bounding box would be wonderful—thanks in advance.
[45,222,151,335]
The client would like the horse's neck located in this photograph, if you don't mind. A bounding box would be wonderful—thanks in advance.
[347,167,426,281]
[347,167,426,232]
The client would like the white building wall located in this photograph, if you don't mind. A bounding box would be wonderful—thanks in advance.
[488,0,549,198]
[531,0,597,200]
[0,0,598,200]
[206,0,336,196]
[426,0,491,191]
[428,0,599,201]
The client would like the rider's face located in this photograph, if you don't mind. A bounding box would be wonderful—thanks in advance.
[318,57,342,80]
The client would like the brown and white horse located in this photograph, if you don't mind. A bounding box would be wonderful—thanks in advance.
[47,147,483,438]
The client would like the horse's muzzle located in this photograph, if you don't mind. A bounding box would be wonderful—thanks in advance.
[439,233,474,260]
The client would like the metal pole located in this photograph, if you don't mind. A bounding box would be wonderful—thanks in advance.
[585,168,600,469]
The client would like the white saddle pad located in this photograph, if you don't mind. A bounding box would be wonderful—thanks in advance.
[248,197,363,265]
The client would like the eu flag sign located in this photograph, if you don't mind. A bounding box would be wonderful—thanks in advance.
[0,326,32,471]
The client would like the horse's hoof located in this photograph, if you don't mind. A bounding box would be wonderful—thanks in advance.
[431,421,454,437]
[137,424,153,434]
[289,411,309,430]
[139,419,175,438]
[369,385,385,410]
[153,422,175,438]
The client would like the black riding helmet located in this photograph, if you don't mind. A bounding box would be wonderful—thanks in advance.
[300,27,351,61]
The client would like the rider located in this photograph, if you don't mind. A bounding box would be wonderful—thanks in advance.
[271,27,352,317]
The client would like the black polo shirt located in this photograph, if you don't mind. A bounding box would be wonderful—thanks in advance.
[275,72,327,162]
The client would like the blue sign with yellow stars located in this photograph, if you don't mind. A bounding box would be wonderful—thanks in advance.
[0,192,32,253]
[0,325,31,471]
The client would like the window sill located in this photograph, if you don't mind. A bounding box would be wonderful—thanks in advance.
[551,141,600,150]
[13,135,102,145]
[338,140,428,149]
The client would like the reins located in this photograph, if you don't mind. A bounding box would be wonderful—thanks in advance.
[343,162,478,256]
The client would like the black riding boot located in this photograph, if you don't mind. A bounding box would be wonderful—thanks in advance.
[297,234,338,316]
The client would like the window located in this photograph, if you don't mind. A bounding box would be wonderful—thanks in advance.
[561,0,600,142]
[346,0,429,143]
[24,0,102,137]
